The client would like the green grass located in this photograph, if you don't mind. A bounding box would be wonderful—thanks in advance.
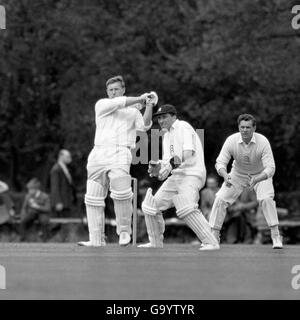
[0,243,299,300]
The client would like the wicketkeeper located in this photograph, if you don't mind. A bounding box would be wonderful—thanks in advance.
[138,104,219,250]
[209,113,283,249]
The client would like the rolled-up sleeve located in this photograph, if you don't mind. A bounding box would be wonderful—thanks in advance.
[182,128,196,151]
[215,138,232,173]
[96,96,126,118]
[135,110,152,132]
[261,142,276,178]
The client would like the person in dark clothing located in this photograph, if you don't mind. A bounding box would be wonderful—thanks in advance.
[50,149,77,217]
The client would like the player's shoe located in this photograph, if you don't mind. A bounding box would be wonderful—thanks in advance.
[119,231,131,246]
[199,243,220,251]
[272,235,283,249]
[137,242,163,248]
[77,240,106,247]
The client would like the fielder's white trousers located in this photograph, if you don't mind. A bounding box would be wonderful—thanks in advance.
[217,169,274,203]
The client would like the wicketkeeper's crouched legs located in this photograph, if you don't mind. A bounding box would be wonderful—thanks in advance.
[173,194,219,246]
[139,188,164,248]
[110,174,133,236]
[83,179,106,246]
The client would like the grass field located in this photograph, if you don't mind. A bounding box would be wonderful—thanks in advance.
[0,243,300,300]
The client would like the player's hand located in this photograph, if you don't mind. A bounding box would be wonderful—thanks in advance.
[224,174,232,187]
[148,160,161,177]
[56,203,64,211]
[158,163,172,181]
[140,93,150,103]
[145,91,158,107]
[247,174,257,191]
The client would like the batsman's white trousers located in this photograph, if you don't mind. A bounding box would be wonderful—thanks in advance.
[154,174,204,210]
[86,145,133,234]
[87,145,132,182]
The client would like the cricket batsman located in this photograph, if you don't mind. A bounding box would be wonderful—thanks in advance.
[78,75,158,247]
[138,104,219,250]
[209,113,283,249]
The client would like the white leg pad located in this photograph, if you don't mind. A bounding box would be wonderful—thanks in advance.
[173,194,218,245]
[110,175,133,235]
[261,198,279,227]
[141,188,164,247]
[209,196,229,230]
[110,174,133,200]
[84,180,106,246]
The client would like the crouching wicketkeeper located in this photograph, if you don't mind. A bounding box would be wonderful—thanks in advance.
[138,104,219,250]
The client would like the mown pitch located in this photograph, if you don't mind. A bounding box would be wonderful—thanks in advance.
[0,243,299,300]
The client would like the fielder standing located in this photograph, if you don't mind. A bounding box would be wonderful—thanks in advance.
[78,75,157,247]
[139,104,219,250]
[209,113,283,248]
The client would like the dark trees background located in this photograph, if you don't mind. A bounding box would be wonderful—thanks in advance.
[0,0,299,210]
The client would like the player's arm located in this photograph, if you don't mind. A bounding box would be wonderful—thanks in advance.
[96,94,149,118]
[215,138,232,186]
[248,141,275,190]
[142,103,154,127]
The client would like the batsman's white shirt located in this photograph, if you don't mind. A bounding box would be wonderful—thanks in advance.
[87,96,152,180]
[215,132,275,178]
[94,96,151,148]
[162,119,206,181]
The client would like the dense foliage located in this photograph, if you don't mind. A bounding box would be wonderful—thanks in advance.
[0,0,299,203]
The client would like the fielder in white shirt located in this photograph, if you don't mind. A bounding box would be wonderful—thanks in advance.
[139,104,219,251]
[78,75,158,247]
[209,113,283,249]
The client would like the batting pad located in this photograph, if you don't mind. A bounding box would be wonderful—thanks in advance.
[84,179,106,207]
[113,198,133,235]
[86,206,105,246]
[144,212,164,247]
[141,188,159,216]
[110,175,133,200]
[261,198,279,227]
[84,180,106,245]
[208,197,229,230]
[141,188,163,247]
[173,194,218,245]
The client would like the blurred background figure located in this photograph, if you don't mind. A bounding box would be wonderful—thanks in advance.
[0,180,15,225]
[50,149,77,217]
[19,178,51,242]
[223,188,258,244]
[200,174,220,221]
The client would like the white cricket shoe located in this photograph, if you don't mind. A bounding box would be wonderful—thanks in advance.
[77,241,106,247]
[199,243,220,251]
[119,231,131,246]
[137,242,163,248]
[272,235,283,249]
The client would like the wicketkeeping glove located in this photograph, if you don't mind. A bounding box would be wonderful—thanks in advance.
[148,160,161,178]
